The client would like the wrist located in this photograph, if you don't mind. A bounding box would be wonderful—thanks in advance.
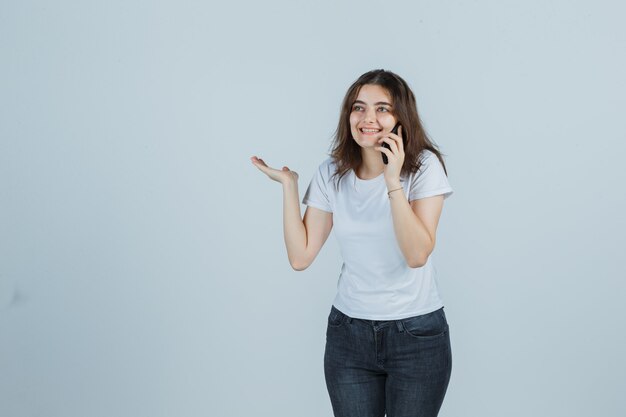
[282,177,298,189]
[387,185,404,199]
[385,181,402,191]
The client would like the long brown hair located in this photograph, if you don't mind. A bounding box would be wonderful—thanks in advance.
[328,69,449,191]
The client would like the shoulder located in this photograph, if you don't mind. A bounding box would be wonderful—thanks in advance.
[319,156,336,169]
[417,149,447,175]
[317,156,338,177]
[403,150,440,180]
[418,149,440,166]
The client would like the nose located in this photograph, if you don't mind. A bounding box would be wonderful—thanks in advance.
[363,107,377,123]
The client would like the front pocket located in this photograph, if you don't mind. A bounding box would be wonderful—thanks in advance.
[400,308,448,339]
[327,306,346,328]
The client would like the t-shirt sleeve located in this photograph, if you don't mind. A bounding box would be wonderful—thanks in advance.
[301,161,333,213]
[408,152,454,202]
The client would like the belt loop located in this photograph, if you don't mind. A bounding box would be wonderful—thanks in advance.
[395,320,404,332]
[346,316,353,324]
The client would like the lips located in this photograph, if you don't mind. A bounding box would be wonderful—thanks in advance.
[360,128,381,134]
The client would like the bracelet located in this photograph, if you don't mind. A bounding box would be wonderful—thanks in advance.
[387,187,403,198]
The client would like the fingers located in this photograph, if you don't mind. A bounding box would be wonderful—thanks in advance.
[379,125,404,153]
[378,137,399,153]
[376,145,393,157]
[251,156,282,175]
[384,126,403,152]
[396,126,404,152]
[251,156,294,174]
[376,130,406,165]
[251,156,268,168]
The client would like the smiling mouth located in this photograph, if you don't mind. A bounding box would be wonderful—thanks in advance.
[360,128,381,134]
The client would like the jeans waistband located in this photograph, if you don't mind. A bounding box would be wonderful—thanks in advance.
[331,305,407,332]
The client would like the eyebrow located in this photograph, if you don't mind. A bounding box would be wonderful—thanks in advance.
[353,100,393,106]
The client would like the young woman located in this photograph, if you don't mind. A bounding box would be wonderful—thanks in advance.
[250,69,453,417]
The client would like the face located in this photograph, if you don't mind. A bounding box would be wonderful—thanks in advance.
[349,84,397,149]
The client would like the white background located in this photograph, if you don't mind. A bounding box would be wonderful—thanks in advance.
[1,1,625,416]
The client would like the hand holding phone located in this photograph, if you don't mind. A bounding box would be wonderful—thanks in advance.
[382,122,402,165]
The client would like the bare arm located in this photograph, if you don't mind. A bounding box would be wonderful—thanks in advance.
[282,180,333,270]
[387,182,444,268]
[375,128,446,268]
[251,156,333,271]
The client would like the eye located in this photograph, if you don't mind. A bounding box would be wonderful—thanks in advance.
[378,107,389,112]
[352,105,363,111]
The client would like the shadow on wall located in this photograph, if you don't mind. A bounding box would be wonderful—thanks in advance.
[0,277,26,311]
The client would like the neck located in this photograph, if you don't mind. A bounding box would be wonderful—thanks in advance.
[357,148,385,179]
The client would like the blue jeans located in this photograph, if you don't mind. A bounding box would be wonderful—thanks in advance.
[324,305,452,417]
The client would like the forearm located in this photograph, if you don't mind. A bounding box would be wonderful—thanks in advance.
[282,180,308,269]
[387,185,433,267]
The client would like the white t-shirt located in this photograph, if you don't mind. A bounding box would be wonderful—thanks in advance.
[301,150,453,320]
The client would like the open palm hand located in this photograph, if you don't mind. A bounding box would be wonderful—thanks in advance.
[250,156,299,185]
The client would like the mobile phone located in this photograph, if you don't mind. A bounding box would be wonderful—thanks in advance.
[382,122,402,165]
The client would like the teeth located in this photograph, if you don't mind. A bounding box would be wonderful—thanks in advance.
[361,129,380,133]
